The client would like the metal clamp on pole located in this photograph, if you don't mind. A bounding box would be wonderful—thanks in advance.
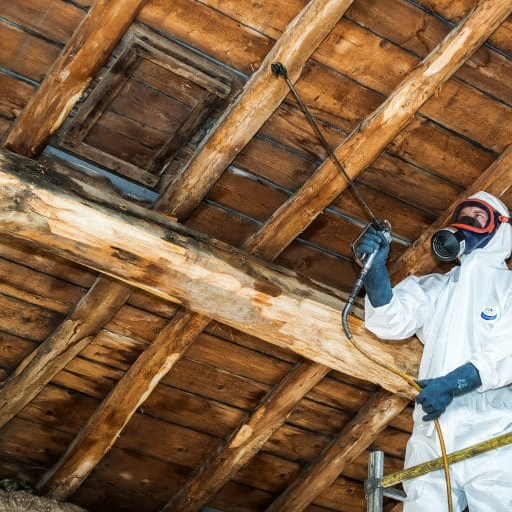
[366,451,407,511]
[366,451,384,512]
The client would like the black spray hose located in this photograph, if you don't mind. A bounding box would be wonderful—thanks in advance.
[341,250,378,340]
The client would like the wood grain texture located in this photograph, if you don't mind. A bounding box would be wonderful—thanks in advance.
[162,360,329,512]
[0,149,421,398]
[266,390,408,511]
[157,0,355,219]
[243,0,512,260]
[3,0,147,156]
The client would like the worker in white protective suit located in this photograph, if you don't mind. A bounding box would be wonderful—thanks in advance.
[355,191,512,511]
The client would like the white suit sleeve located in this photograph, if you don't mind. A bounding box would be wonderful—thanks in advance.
[365,274,443,341]
[469,291,512,391]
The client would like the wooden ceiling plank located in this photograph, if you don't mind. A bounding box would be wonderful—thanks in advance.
[160,360,330,512]
[0,148,421,398]
[241,0,512,261]
[2,0,148,157]
[265,390,408,512]
[390,142,512,282]
[156,0,356,220]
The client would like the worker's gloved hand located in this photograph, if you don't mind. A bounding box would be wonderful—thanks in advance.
[354,226,390,268]
[416,362,482,421]
[354,226,392,307]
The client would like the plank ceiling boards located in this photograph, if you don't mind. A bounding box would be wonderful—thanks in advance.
[1,1,512,511]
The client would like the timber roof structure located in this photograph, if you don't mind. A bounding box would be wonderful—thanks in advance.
[1,1,512,511]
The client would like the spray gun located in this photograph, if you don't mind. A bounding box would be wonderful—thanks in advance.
[341,220,391,339]
[271,62,392,339]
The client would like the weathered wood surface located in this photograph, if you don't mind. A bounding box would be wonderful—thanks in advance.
[3,0,147,156]
[0,154,189,428]
[37,308,211,499]
[266,390,408,511]
[1,0,84,44]
[161,360,330,512]
[391,141,512,282]
[12,1,369,500]
[157,0,355,219]
[243,0,512,259]
[0,277,131,430]
[0,21,61,82]
[348,0,512,107]
[0,149,420,396]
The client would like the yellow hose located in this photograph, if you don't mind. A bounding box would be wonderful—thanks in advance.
[346,328,453,512]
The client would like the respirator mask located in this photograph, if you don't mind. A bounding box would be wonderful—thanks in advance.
[431,198,510,262]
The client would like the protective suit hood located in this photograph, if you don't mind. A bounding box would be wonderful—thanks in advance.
[458,191,512,266]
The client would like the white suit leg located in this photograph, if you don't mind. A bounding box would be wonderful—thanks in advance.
[463,446,512,512]
[403,429,466,512]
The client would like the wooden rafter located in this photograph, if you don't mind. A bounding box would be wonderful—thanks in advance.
[265,390,408,512]
[3,0,147,157]
[156,0,356,220]
[161,360,331,512]
[0,147,419,503]
[1,1,508,504]
[0,0,355,429]
[0,0,359,499]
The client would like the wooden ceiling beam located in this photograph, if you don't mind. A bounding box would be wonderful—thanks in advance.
[390,142,512,282]
[160,360,331,512]
[266,390,408,512]
[0,147,418,502]
[2,0,147,157]
[242,0,512,260]
[156,0,356,219]
[0,149,420,398]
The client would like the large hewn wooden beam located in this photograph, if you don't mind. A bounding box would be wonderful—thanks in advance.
[160,360,330,512]
[265,390,408,512]
[242,0,512,260]
[3,0,147,157]
[0,149,420,397]
[391,142,512,282]
[156,0,355,220]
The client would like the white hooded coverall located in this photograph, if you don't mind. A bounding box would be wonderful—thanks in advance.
[365,192,512,511]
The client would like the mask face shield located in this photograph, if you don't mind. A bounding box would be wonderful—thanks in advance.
[431,198,507,262]
[449,199,497,234]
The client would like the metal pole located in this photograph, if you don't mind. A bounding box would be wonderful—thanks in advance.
[366,451,384,512]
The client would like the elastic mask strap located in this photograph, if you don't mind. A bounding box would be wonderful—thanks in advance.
[499,215,512,225]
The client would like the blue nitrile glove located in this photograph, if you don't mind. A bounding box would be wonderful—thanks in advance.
[354,226,392,307]
[416,362,482,421]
